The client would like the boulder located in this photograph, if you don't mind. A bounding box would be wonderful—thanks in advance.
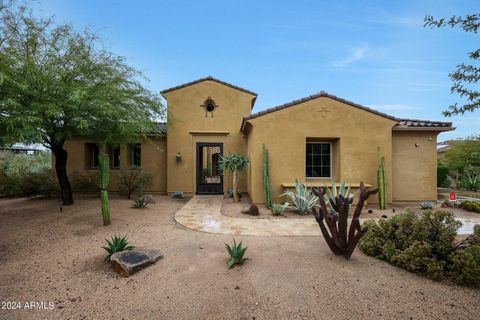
[142,194,155,204]
[110,249,163,277]
[241,203,259,216]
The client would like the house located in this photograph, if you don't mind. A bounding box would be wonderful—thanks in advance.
[0,144,43,160]
[63,76,454,203]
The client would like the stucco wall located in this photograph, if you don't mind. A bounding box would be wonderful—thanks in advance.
[392,131,438,202]
[163,80,255,195]
[245,96,398,204]
[61,137,167,193]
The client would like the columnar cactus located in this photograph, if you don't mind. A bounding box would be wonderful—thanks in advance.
[99,152,111,226]
[262,144,273,209]
[377,147,387,210]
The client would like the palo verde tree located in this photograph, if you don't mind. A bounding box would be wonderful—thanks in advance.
[0,1,164,205]
[424,13,480,116]
[218,153,249,202]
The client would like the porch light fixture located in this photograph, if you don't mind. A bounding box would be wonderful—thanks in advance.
[176,152,182,162]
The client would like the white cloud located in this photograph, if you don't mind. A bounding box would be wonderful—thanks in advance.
[369,104,418,111]
[333,44,369,67]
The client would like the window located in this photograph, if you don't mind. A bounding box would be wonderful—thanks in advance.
[86,143,99,169]
[109,145,120,169]
[306,142,331,178]
[131,143,141,167]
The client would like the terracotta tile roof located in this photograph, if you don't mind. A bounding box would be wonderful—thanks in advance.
[241,91,454,132]
[160,76,258,97]
[152,122,167,135]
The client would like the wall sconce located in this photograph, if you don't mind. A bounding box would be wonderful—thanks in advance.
[176,152,181,162]
[414,143,420,147]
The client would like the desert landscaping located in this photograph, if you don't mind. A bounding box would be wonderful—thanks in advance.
[1,195,479,320]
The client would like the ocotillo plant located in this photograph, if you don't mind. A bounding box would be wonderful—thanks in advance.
[312,182,378,259]
[262,144,273,209]
[377,147,387,210]
[98,152,111,226]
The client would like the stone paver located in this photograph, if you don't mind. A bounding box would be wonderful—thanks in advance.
[175,196,480,236]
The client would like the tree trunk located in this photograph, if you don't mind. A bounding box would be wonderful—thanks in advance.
[233,170,238,202]
[51,143,74,205]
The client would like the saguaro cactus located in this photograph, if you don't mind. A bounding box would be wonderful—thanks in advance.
[262,144,273,209]
[99,152,111,226]
[377,147,387,210]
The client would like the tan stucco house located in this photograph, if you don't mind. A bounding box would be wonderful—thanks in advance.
[63,76,454,204]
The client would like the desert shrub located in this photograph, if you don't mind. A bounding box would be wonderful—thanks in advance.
[0,152,59,197]
[437,163,451,187]
[461,200,480,213]
[102,235,134,261]
[118,168,153,199]
[271,202,288,216]
[171,191,185,199]
[70,171,100,192]
[281,179,318,215]
[360,210,480,286]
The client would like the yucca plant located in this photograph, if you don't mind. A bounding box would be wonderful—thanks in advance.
[271,202,289,216]
[420,201,433,210]
[98,152,111,226]
[132,196,148,208]
[225,238,248,269]
[281,179,318,214]
[102,235,134,261]
[218,153,249,202]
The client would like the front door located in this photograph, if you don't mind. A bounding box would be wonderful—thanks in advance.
[196,143,223,194]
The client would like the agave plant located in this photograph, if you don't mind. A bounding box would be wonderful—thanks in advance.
[102,235,134,261]
[132,196,147,208]
[459,172,480,191]
[171,191,185,199]
[225,238,248,269]
[281,179,318,214]
[271,202,289,216]
[323,179,355,211]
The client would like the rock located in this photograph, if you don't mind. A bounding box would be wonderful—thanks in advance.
[381,214,388,219]
[110,249,163,277]
[142,194,155,204]
[241,203,260,216]
[367,209,373,214]
[241,203,259,216]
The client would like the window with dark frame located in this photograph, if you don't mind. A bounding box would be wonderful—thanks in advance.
[86,143,99,169]
[132,143,141,167]
[306,142,331,178]
[110,145,120,169]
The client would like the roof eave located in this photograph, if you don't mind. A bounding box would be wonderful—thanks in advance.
[393,126,456,132]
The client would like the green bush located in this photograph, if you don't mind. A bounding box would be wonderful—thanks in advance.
[70,171,100,192]
[0,152,59,197]
[437,163,450,187]
[461,200,480,213]
[360,210,480,286]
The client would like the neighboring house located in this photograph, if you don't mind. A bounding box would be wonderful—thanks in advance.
[63,76,454,203]
[0,144,42,160]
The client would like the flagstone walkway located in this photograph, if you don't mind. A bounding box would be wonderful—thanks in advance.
[175,196,480,236]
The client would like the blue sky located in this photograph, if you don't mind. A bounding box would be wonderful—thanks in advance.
[37,0,479,140]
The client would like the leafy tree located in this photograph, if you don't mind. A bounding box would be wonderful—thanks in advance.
[218,153,249,202]
[0,1,164,205]
[444,136,480,173]
[424,14,480,116]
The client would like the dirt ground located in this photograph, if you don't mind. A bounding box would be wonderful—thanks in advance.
[0,195,479,320]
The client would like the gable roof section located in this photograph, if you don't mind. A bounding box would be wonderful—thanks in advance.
[161,76,258,97]
[241,91,453,132]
